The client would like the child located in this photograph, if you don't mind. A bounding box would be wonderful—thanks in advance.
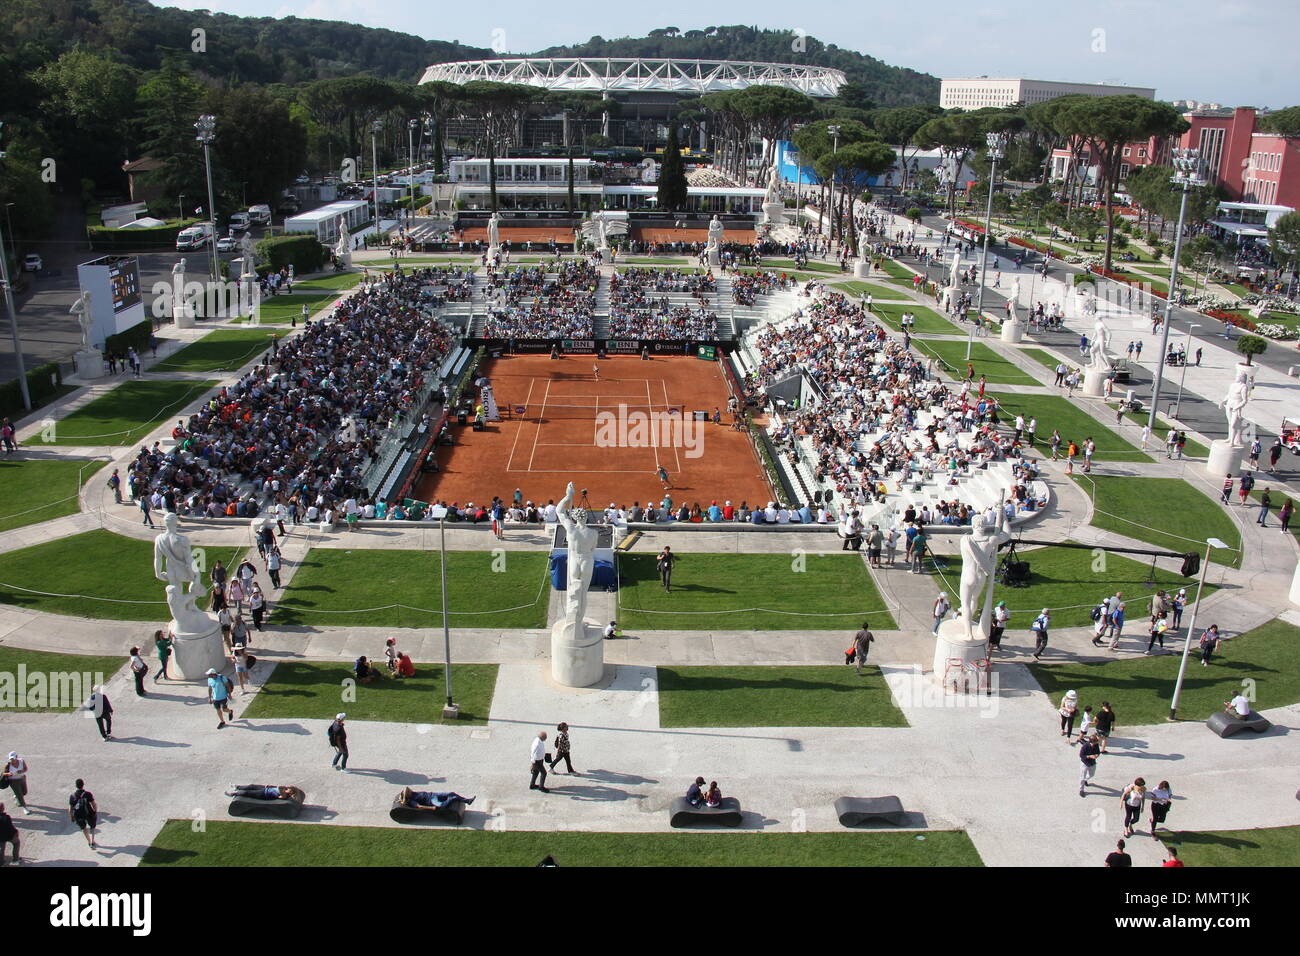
[1074,706,1094,745]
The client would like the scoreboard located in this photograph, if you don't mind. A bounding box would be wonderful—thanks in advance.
[108,258,142,313]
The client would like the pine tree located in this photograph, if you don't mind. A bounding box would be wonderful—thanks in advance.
[657,125,688,212]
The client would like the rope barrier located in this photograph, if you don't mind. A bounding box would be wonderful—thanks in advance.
[1075,474,1241,552]
[32,381,216,444]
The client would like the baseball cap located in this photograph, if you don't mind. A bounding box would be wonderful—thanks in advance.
[205,668,217,676]
[336,712,346,720]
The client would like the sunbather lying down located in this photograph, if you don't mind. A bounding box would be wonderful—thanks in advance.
[398,787,475,809]
[226,784,305,801]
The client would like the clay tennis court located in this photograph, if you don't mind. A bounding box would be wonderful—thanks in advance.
[412,354,773,509]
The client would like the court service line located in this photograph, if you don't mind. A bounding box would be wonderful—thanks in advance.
[527,379,551,472]
[504,377,536,473]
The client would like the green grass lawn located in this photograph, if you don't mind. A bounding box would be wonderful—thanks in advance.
[23,379,217,447]
[253,292,339,324]
[871,304,960,335]
[1159,826,1300,866]
[242,660,497,725]
[0,530,242,621]
[762,258,843,275]
[292,272,366,292]
[616,552,895,631]
[877,258,916,281]
[927,547,1207,629]
[0,458,104,531]
[1029,619,1299,725]
[152,329,280,373]
[657,665,907,727]
[914,340,1041,385]
[1071,475,1241,569]
[989,392,1153,463]
[1116,409,1210,459]
[833,281,909,300]
[275,548,549,628]
[142,820,982,866]
[0,645,122,711]
[1019,347,1061,371]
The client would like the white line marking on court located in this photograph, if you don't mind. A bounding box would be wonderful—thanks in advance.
[645,378,660,472]
[504,378,536,473]
[662,378,681,473]
[527,379,550,472]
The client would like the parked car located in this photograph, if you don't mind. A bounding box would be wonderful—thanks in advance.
[22,253,43,272]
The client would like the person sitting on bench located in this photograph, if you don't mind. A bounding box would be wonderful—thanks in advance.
[705,781,723,808]
[685,776,706,807]
[225,784,302,800]
[1224,692,1251,717]
[398,787,474,809]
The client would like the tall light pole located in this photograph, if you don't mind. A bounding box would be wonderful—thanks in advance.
[408,118,418,221]
[195,114,219,280]
[1172,322,1200,419]
[0,141,31,410]
[971,131,1008,360]
[825,125,841,247]
[1168,536,1229,720]
[370,120,382,234]
[1147,148,1206,430]
[438,515,457,717]
[3,203,15,267]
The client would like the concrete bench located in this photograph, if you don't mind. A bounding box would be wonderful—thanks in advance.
[669,796,742,828]
[389,794,467,825]
[227,787,305,819]
[834,796,906,827]
[1207,710,1272,738]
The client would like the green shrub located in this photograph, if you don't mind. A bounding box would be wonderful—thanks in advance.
[0,362,64,419]
[256,234,326,274]
[88,219,199,251]
[104,319,153,358]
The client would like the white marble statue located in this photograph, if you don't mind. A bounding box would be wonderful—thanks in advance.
[857,230,870,262]
[957,499,1012,640]
[70,290,94,350]
[1221,369,1252,447]
[486,212,501,250]
[706,215,724,252]
[949,251,961,289]
[1081,287,1098,317]
[596,213,609,250]
[1011,278,1022,307]
[1088,315,1113,370]
[153,512,208,633]
[555,481,596,627]
[239,235,257,277]
[765,166,781,205]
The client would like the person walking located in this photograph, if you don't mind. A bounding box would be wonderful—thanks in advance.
[1095,701,1117,753]
[1148,780,1173,837]
[107,469,122,504]
[1065,440,1078,474]
[551,722,577,775]
[1257,487,1272,526]
[328,713,348,770]
[205,667,234,729]
[1238,470,1255,506]
[1049,430,1061,460]
[86,688,113,741]
[1107,603,1126,650]
[139,495,155,528]
[154,629,173,682]
[867,523,884,567]
[1146,616,1168,654]
[1120,777,1147,837]
[1269,438,1283,472]
[0,803,19,865]
[884,525,899,565]
[232,645,251,694]
[932,592,950,634]
[68,778,98,849]
[1104,839,1131,867]
[529,731,550,793]
[1059,690,1079,737]
[266,547,282,589]
[128,646,148,697]
[656,546,676,592]
[1281,497,1294,534]
[657,465,671,490]
[1219,473,1234,504]
[1171,589,1187,630]
[1249,438,1262,469]
[1078,733,1101,796]
[990,601,1010,653]
[2,753,29,814]
[1030,608,1051,660]
[1198,624,1220,666]
[852,623,875,675]
[249,584,266,631]
[910,527,928,573]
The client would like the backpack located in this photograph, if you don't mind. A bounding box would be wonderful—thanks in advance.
[1090,604,1103,623]
[222,675,234,695]
[327,722,340,746]
[73,790,92,817]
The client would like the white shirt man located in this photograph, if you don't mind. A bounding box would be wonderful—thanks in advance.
[1228,694,1251,717]
[764,503,779,523]
[543,502,558,523]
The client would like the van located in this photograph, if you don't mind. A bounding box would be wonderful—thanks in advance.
[176,223,214,251]
[248,204,272,225]
[228,212,251,232]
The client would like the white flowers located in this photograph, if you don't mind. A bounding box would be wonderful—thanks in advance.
[1254,323,1295,340]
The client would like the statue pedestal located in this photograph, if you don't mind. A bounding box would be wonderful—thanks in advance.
[1082,368,1109,396]
[487,244,500,260]
[1000,318,1023,343]
[762,201,786,225]
[550,617,604,688]
[932,617,989,684]
[74,348,105,380]
[707,248,720,269]
[853,260,871,279]
[169,613,227,681]
[1205,439,1241,478]
[174,301,196,329]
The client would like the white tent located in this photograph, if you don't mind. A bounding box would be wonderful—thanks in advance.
[117,217,168,229]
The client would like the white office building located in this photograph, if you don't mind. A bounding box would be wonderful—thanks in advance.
[940,77,1156,111]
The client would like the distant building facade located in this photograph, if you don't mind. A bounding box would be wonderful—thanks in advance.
[940,77,1156,111]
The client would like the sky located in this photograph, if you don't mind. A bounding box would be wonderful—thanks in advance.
[155,0,1300,108]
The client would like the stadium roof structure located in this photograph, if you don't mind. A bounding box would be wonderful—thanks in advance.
[420,58,847,98]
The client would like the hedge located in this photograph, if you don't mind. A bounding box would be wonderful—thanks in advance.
[88,219,200,252]
[0,362,64,419]
[256,234,325,274]
[104,319,153,357]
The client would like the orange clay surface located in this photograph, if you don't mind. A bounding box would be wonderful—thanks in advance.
[413,354,774,510]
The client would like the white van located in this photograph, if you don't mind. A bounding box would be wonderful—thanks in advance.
[248,204,272,225]
[176,223,214,251]
[228,212,251,232]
